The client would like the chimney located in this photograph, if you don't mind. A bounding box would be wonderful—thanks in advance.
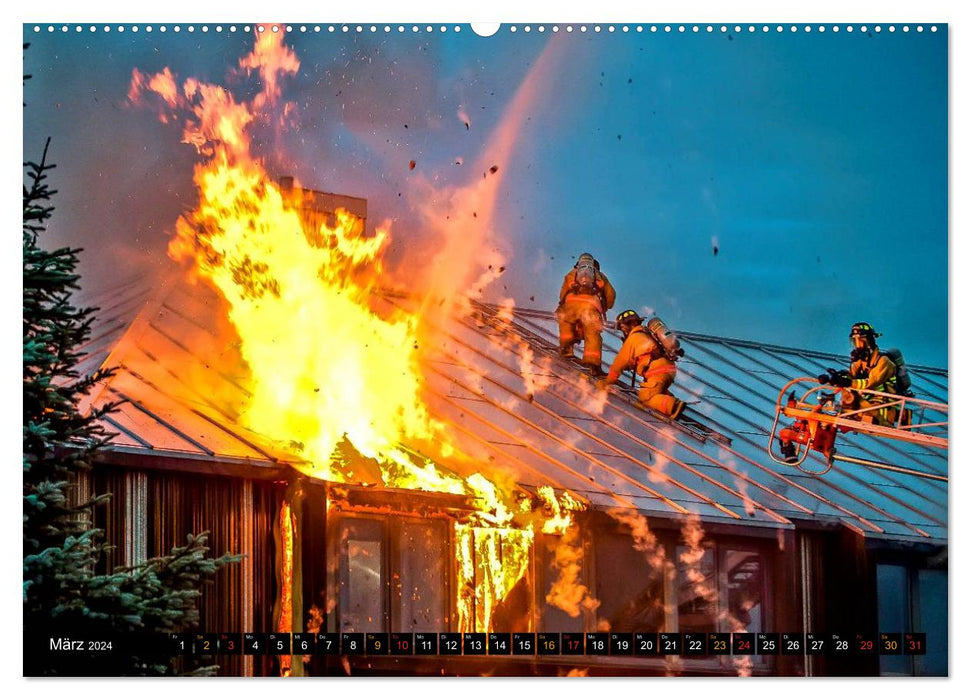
[279,175,295,191]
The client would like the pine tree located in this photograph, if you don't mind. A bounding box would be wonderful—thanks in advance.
[23,139,240,676]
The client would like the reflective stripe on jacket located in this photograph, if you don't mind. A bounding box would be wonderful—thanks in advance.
[850,349,897,393]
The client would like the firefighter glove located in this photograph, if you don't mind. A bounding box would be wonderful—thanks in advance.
[825,368,851,387]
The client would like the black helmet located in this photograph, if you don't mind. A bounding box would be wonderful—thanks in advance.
[849,322,880,343]
[615,309,642,335]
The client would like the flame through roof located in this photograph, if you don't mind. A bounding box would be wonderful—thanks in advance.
[77,277,947,544]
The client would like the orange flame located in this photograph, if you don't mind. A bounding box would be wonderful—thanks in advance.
[456,524,533,633]
[533,487,599,619]
[129,29,580,635]
[277,500,294,677]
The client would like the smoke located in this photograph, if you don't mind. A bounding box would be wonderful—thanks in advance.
[521,350,554,400]
[679,514,714,595]
[573,375,608,416]
[607,509,673,577]
[719,450,757,518]
[678,513,755,677]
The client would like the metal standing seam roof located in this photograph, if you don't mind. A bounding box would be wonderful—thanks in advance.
[80,279,948,544]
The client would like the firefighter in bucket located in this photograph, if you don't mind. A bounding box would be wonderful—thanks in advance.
[555,252,616,377]
[597,309,686,420]
[818,322,907,426]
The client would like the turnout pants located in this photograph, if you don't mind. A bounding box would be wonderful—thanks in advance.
[556,299,604,366]
[638,357,682,417]
[839,390,904,427]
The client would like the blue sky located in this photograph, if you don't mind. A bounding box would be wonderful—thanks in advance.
[22,24,947,366]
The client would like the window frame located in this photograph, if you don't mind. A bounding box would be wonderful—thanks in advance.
[578,522,778,674]
[329,511,454,634]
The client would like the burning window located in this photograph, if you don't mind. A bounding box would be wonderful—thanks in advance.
[456,525,534,633]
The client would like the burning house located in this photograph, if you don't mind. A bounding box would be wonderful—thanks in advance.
[74,180,947,677]
[59,28,946,679]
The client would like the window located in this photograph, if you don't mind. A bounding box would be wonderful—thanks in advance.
[915,569,946,676]
[537,532,588,633]
[724,549,764,635]
[395,520,448,631]
[672,543,769,668]
[337,515,450,634]
[676,546,717,634]
[877,564,909,675]
[338,517,387,632]
[595,532,666,633]
[877,563,947,676]
[675,545,766,636]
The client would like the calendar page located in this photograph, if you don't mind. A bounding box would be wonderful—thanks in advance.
[22,15,948,680]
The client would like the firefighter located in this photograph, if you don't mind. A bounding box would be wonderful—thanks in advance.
[819,322,899,425]
[555,252,616,377]
[596,309,686,419]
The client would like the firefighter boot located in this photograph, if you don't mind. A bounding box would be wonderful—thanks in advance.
[670,399,686,421]
[559,341,576,358]
[584,362,606,378]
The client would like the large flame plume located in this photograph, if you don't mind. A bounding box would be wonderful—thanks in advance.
[133,31,442,484]
[129,28,585,634]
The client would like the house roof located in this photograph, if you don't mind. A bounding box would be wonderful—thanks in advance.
[80,278,948,545]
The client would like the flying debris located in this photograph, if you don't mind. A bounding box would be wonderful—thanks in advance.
[489,165,499,174]
[409,160,416,170]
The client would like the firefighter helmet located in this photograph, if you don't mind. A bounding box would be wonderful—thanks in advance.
[576,252,601,271]
[615,309,642,336]
[849,322,881,342]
